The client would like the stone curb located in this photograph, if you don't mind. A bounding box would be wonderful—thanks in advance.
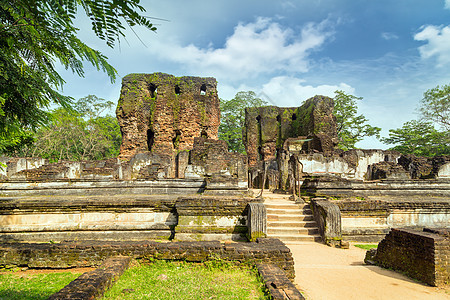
[257,263,305,300]
[48,256,130,300]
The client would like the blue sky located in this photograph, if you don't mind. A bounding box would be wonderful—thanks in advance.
[58,0,450,149]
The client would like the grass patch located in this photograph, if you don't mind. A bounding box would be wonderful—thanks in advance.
[0,271,81,300]
[354,244,378,250]
[102,260,269,300]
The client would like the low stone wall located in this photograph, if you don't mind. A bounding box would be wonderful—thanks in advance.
[47,248,304,299]
[0,179,206,197]
[0,238,296,280]
[302,177,450,198]
[337,199,450,242]
[0,193,260,243]
[310,198,342,246]
[49,257,131,300]
[372,228,449,286]
[175,196,258,241]
[256,264,305,300]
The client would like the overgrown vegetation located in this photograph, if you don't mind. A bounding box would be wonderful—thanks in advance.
[102,260,269,300]
[6,95,121,161]
[0,271,81,300]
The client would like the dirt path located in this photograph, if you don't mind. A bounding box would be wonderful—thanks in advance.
[288,242,449,300]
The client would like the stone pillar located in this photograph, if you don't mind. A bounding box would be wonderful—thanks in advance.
[310,198,342,247]
[247,203,267,241]
[177,151,189,178]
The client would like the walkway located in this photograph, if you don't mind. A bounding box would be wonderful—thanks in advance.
[288,242,450,300]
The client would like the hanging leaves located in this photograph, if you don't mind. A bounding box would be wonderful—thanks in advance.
[0,0,156,153]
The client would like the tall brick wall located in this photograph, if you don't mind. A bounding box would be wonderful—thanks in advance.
[116,73,220,157]
[243,95,337,169]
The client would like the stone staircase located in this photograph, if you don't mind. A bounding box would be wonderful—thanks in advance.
[260,191,321,243]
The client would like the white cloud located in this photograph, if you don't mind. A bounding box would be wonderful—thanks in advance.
[414,25,450,66]
[151,17,334,81]
[445,0,450,9]
[259,76,354,107]
[381,32,399,40]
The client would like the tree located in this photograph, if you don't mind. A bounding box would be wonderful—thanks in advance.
[420,84,450,131]
[13,95,121,161]
[0,0,156,153]
[219,91,268,153]
[380,120,449,156]
[333,90,381,150]
[381,84,450,157]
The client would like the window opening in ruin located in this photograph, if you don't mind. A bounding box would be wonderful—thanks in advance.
[149,83,157,98]
[277,115,282,156]
[201,130,208,138]
[200,84,207,95]
[175,85,181,95]
[292,113,297,121]
[172,130,182,149]
[258,146,263,161]
[147,129,155,151]
[257,115,262,160]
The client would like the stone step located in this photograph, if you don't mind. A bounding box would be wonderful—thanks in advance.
[265,202,310,207]
[265,204,299,210]
[267,227,319,235]
[266,208,313,215]
[267,234,322,242]
[267,221,317,228]
[266,208,305,215]
[267,214,314,222]
[265,202,311,208]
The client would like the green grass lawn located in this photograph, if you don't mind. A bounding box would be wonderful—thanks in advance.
[354,244,378,250]
[0,271,81,300]
[102,260,269,300]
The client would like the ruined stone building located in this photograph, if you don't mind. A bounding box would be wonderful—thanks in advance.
[116,73,220,157]
[0,72,449,247]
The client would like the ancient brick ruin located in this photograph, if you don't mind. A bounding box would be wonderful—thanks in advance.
[0,72,449,296]
[1,73,449,245]
[244,95,339,191]
[244,95,338,168]
[116,73,220,157]
[367,228,449,286]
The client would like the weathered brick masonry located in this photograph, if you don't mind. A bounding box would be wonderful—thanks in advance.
[0,238,296,280]
[49,257,131,300]
[373,228,449,286]
[116,73,220,158]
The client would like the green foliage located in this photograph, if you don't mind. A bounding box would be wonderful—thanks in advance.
[420,84,450,131]
[381,120,450,157]
[0,271,81,299]
[0,0,155,150]
[12,95,121,161]
[333,90,381,150]
[219,91,268,153]
[381,84,450,157]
